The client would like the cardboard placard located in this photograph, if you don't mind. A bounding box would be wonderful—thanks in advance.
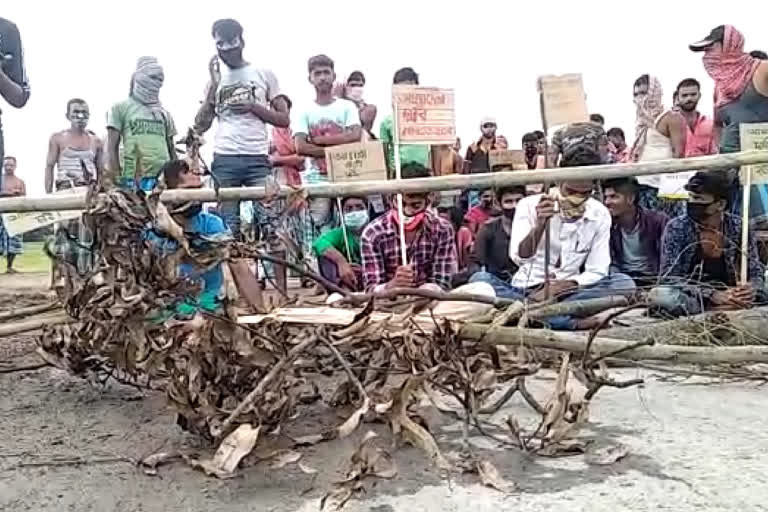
[538,74,589,129]
[659,172,695,199]
[392,86,456,144]
[1,187,86,236]
[489,150,526,170]
[740,123,768,184]
[325,141,387,183]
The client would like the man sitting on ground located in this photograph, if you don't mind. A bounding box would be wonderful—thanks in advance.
[361,163,457,292]
[471,148,636,329]
[146,159,265,314]
[313,196,369,291]
[650,172,766,316]
[470,186,526,292]
[603,177,668,287]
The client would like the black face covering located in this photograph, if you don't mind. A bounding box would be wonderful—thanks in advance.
[686,201,714,222]
[502,208,516,219]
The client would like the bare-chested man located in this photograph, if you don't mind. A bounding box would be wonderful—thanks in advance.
[45,98,103,193]
[0,156,25,272]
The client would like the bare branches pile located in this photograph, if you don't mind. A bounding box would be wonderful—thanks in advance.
[37,189,641,501]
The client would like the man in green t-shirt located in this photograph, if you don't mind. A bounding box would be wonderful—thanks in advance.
[313,196,368,290]
[380,67,430,178]
[106,56,177,191]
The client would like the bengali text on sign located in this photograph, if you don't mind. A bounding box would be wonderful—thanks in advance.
[393,86,456,145]
[325,141,387,183]
[740,123,768,184]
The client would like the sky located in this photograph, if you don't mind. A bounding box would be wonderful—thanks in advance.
[2,1,766,195]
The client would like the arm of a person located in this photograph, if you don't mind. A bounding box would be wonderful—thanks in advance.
[665,112,686,158]
[44,134,59,194]
[453,152,463,174]
[311,126,362,146]
[754,61,768,96]
[512,201,545,261]
[573,214,610,287]
[380,117,395,175]
[474,223,491,267]
[313,229,350,264]
[294,133,326,158]
[104,128,122,189]
[94,136,105,178]
[270,153,305,167]
[0,23,30,108]
[0,67,28,108]
[250,94,290,128]
[194,81,217,134]
[360,226,387,290]
[430,224,458,290]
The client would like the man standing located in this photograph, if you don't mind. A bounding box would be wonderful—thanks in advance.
[341,71,377,139]
[464,188,497,233]
[313,196,369,291]
[361,163,457,292]
[676,78,716,157]
[0,18,30,192]
[630,74,686,213]
[469,186,526,292]
[472,148,635,329]
[0,156,25,273]
[106,57,176,191]
[590,114,605,127]
[602,178,668,287]
[690,25,768,220]
[45,99,103,193]
[194,18,289,236]
[380,67,430,177]
[651,172,766,316]
[607,128,631,163]
[465,117,499,173]
[293,55,362,268]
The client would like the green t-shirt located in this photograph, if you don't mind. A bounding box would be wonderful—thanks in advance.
[379,115,430,176]
[107,97,177,181]
[313,227,361,264]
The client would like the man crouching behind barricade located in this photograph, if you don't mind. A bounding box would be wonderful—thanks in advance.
[650,171,767,316]
[145,159,266,315]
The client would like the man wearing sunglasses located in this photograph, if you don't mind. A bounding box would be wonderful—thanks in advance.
[194,18,290,238]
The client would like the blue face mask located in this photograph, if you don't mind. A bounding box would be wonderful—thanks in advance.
[344,210,369,229]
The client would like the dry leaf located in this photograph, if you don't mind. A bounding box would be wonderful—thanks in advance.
[476,459,516,493]
[537,439,588,457]
[138,451,180,476]
[586,443,630,465]
[298,462,318,475]
[269,450,303,469]
[185,424,261,478]
[338,398,370,439]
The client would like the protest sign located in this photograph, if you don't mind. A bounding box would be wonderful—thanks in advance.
[537,74,589,129]
[740,123,768,184]
[392,86,456,145]
[659,172,695,199]
[325,141,387,183]
[489,150,526,170]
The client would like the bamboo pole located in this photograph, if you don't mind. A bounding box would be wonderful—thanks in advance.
[459,323,768,364]
[1,152,766,213]
[0,302,60,322]
[0,312,73,338]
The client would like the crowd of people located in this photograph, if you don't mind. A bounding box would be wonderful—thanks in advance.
[1,16,768,329]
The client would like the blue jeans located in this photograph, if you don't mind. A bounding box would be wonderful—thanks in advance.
[469,271,636,329]
[211,154,271,236]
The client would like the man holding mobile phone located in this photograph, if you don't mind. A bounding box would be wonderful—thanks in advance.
[0,17,31,192]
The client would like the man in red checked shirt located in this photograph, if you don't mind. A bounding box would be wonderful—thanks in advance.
[360,163,458,293]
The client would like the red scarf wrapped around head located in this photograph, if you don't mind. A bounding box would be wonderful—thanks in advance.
[702,25,760,109]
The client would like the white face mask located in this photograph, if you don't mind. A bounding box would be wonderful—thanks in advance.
[346,85,364,102]
[344,209,369,229]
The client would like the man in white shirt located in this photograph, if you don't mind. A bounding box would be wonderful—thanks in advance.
[194,18,290,237]
[473,147,635,329]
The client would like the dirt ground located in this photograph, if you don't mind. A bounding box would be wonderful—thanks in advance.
[1,283,767,512]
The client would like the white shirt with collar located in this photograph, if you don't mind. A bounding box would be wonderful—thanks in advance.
[508,193,611,289]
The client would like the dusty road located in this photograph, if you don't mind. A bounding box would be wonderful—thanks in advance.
[0,280,766,512]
